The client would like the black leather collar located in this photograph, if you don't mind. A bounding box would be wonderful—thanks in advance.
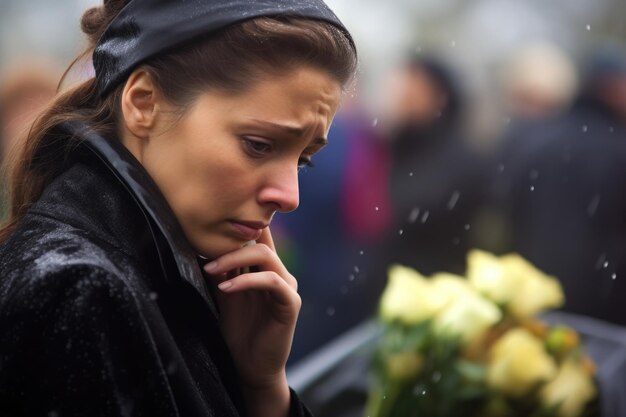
[58,121,219,320]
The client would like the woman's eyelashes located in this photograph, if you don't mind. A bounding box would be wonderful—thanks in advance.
[242,136,316,170]
[242,136,272,158]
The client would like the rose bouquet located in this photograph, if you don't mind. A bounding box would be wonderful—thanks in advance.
[366,250,598,417]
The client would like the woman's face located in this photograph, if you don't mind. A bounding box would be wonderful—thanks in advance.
[130,66,342,259]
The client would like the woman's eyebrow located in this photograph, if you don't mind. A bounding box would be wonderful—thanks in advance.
[247,118,329,146]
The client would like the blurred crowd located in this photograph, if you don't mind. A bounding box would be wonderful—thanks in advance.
[2,35,626,364]
[272,40,626,362]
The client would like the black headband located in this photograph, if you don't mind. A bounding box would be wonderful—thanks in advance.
[93,0,354,95]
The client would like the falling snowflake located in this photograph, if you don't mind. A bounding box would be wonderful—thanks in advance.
[447,191,461,210]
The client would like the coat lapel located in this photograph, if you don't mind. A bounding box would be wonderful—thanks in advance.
[58,121,220,320]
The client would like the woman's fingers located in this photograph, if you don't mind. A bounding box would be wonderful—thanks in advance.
[217,271,301,310]
[204,243,297,289]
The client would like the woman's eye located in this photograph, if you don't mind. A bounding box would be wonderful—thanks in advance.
[243,137,272,157]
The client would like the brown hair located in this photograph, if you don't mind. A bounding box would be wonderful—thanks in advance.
[0,0,357,242]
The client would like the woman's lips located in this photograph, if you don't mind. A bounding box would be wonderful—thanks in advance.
[228,220,265,241]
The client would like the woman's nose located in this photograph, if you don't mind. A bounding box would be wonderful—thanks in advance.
[257,166,300,213]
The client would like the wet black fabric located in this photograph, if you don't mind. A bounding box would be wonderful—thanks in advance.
[94,0,354,95]
[0,122,313,416]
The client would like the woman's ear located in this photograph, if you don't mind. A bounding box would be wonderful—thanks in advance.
[121,69,161,139]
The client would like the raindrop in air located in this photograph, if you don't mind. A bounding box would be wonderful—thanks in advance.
[464,224,471,231]
[409,172,414,177]
[604,261,609,268]
[588,195,600,217]
[586,24,591,31]
[421,211,430,223]
[372,118,379,127]
[326,307,336,317]
[375,206,379,212]
[408,207,420,223]
[582,125,588,133]
[354,265,360,273]
[149,292,158,301]
[596,253,607,270]
[530,186,535,191]
[612,274,617,280]
[447,191,461,210]
[398,229,404,236]
[359,250,364,255]
[349,274,356,281]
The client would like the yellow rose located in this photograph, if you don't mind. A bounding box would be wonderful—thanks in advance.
[430,272,475,302]
[468,251,565,318]
[468,250,522,305]
[380,265,445,324]
[386,351,425,380]
[431,273,502,344]
[487,328,557,397]
[502,254,564,318]
[540,359,597,417]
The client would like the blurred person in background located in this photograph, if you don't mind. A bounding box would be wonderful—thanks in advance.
[485,42,579,251]
[501,42,579,121]
[382,54,486,276]
[0,59,59,154]
[492,44,626,325]
[0,59,60,218]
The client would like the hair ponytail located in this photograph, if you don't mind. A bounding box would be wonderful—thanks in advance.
[0,2,128,242]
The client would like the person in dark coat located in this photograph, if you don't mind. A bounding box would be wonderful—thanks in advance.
[493,46,626,325]
[0,1,357,416]
[384,55,486,276]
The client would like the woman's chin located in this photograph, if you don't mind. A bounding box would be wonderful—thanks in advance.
[190,234,249,260]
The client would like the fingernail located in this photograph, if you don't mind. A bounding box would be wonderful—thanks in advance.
[218,281,233,291]
[204,261,218,272]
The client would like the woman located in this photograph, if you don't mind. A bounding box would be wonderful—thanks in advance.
[0,1,357,416]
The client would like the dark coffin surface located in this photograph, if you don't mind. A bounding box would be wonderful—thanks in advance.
[287,313,626,417]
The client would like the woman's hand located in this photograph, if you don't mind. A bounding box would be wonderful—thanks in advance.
[203,228,299,417]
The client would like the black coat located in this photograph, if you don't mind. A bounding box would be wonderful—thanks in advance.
[0,122,312,417]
